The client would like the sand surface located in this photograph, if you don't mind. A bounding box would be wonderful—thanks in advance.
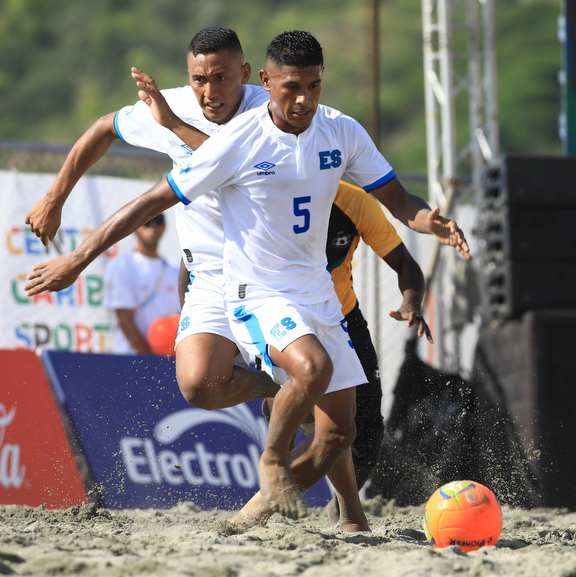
[0,500,575,577]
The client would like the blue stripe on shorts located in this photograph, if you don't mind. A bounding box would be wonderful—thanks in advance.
[233,305,273,368]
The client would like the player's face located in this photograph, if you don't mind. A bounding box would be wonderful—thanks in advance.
[260,62,323,134]
[187,49,251,124]
[135,216,165,250]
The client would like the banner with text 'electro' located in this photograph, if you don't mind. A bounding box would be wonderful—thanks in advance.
[45,351,331,509]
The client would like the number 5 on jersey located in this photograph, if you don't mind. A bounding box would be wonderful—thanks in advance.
[293,195,311,234]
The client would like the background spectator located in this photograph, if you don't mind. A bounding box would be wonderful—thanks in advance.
[104,214,180,354]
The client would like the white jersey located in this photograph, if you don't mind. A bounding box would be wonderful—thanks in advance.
[114,84,268,278]
[167,102,396,304]
[104,252,180,354]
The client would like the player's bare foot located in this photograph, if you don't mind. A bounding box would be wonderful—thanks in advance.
[259,457,307,519]
[224,494,272,532]
[219,513,266,535]
[337,518,371,533]
[332,495,370,532]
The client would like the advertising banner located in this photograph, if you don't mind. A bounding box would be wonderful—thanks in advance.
[0,170,178,352]
[0,350,87,507]
[45,351,331,510]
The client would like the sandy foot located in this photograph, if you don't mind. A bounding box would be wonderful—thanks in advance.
[259,459,307,520]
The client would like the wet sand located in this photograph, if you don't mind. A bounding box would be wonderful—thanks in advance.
[0,500,575,577]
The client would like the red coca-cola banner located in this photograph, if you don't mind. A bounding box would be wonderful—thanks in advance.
[0,350,86,507]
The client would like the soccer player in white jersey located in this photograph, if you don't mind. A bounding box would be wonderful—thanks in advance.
[25,27,281,409]
[26,31,470,526]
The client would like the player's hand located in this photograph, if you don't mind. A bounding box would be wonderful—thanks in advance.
[25,196,63,247]
[131,67,180,130]
[25,257,80,296]
[426,207,471,260]
[389,306,433,343]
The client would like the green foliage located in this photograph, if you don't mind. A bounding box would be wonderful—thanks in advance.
[0,0,562,171]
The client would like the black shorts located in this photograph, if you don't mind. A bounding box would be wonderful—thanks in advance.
[345,303,384,469]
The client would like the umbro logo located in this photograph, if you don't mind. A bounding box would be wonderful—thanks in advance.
[254,161,275,170]
[254,161,276,175]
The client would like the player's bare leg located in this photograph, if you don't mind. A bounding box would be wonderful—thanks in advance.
[294,387,367,531]
[257,334,332,519]
[226,437,314,531]
[326,461,373,524]
[260,394,367,531]
[175,333,279,409]
[326,448,369,532]
[232,387,360,529]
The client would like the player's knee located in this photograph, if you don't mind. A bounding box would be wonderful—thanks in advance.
[176,373,227,410]
[295,353,333,397]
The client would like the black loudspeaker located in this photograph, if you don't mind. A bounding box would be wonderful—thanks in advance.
[479,155,576,320]
[475,310,576,509]
[485,261,576,319]
[482,156,576,208]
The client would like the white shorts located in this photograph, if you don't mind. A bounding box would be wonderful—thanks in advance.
[227,294,367,394]
[174,272,237,351]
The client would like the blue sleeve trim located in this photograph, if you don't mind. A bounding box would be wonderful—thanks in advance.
[363,170,397,192]
[166,174,191,205]
[113,111,126,142]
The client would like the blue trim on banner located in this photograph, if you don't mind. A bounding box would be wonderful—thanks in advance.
[41,350,65,403]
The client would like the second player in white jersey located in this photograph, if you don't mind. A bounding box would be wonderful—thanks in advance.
[167,101,395,304]
[114,83,268,280]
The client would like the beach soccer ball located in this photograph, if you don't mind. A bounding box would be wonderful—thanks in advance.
[147,314,180,356]
[423,480,502,551]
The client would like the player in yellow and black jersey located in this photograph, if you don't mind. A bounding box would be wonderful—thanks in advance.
[326,181,432,510]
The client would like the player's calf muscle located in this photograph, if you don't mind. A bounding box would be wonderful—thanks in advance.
[313,426,356,462]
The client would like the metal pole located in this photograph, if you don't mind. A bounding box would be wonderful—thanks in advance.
[467,0,483,195]
[369,0,382,355]
[370,0,382,149]
[422,0,440,207]
[438,0,456,188]
[483,0,500,159]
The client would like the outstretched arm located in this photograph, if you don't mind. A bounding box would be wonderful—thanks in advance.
[26,113,119,245]
[369,178,471,259]
[382,243,432,342]
[131,67,209,151]
[25,178,179,295]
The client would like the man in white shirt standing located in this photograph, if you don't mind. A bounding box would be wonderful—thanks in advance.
[104,213,180,354]
[25,31,470,528]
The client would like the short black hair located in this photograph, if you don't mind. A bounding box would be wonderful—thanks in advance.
[189,27,243,56]
[266,31,323,68]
